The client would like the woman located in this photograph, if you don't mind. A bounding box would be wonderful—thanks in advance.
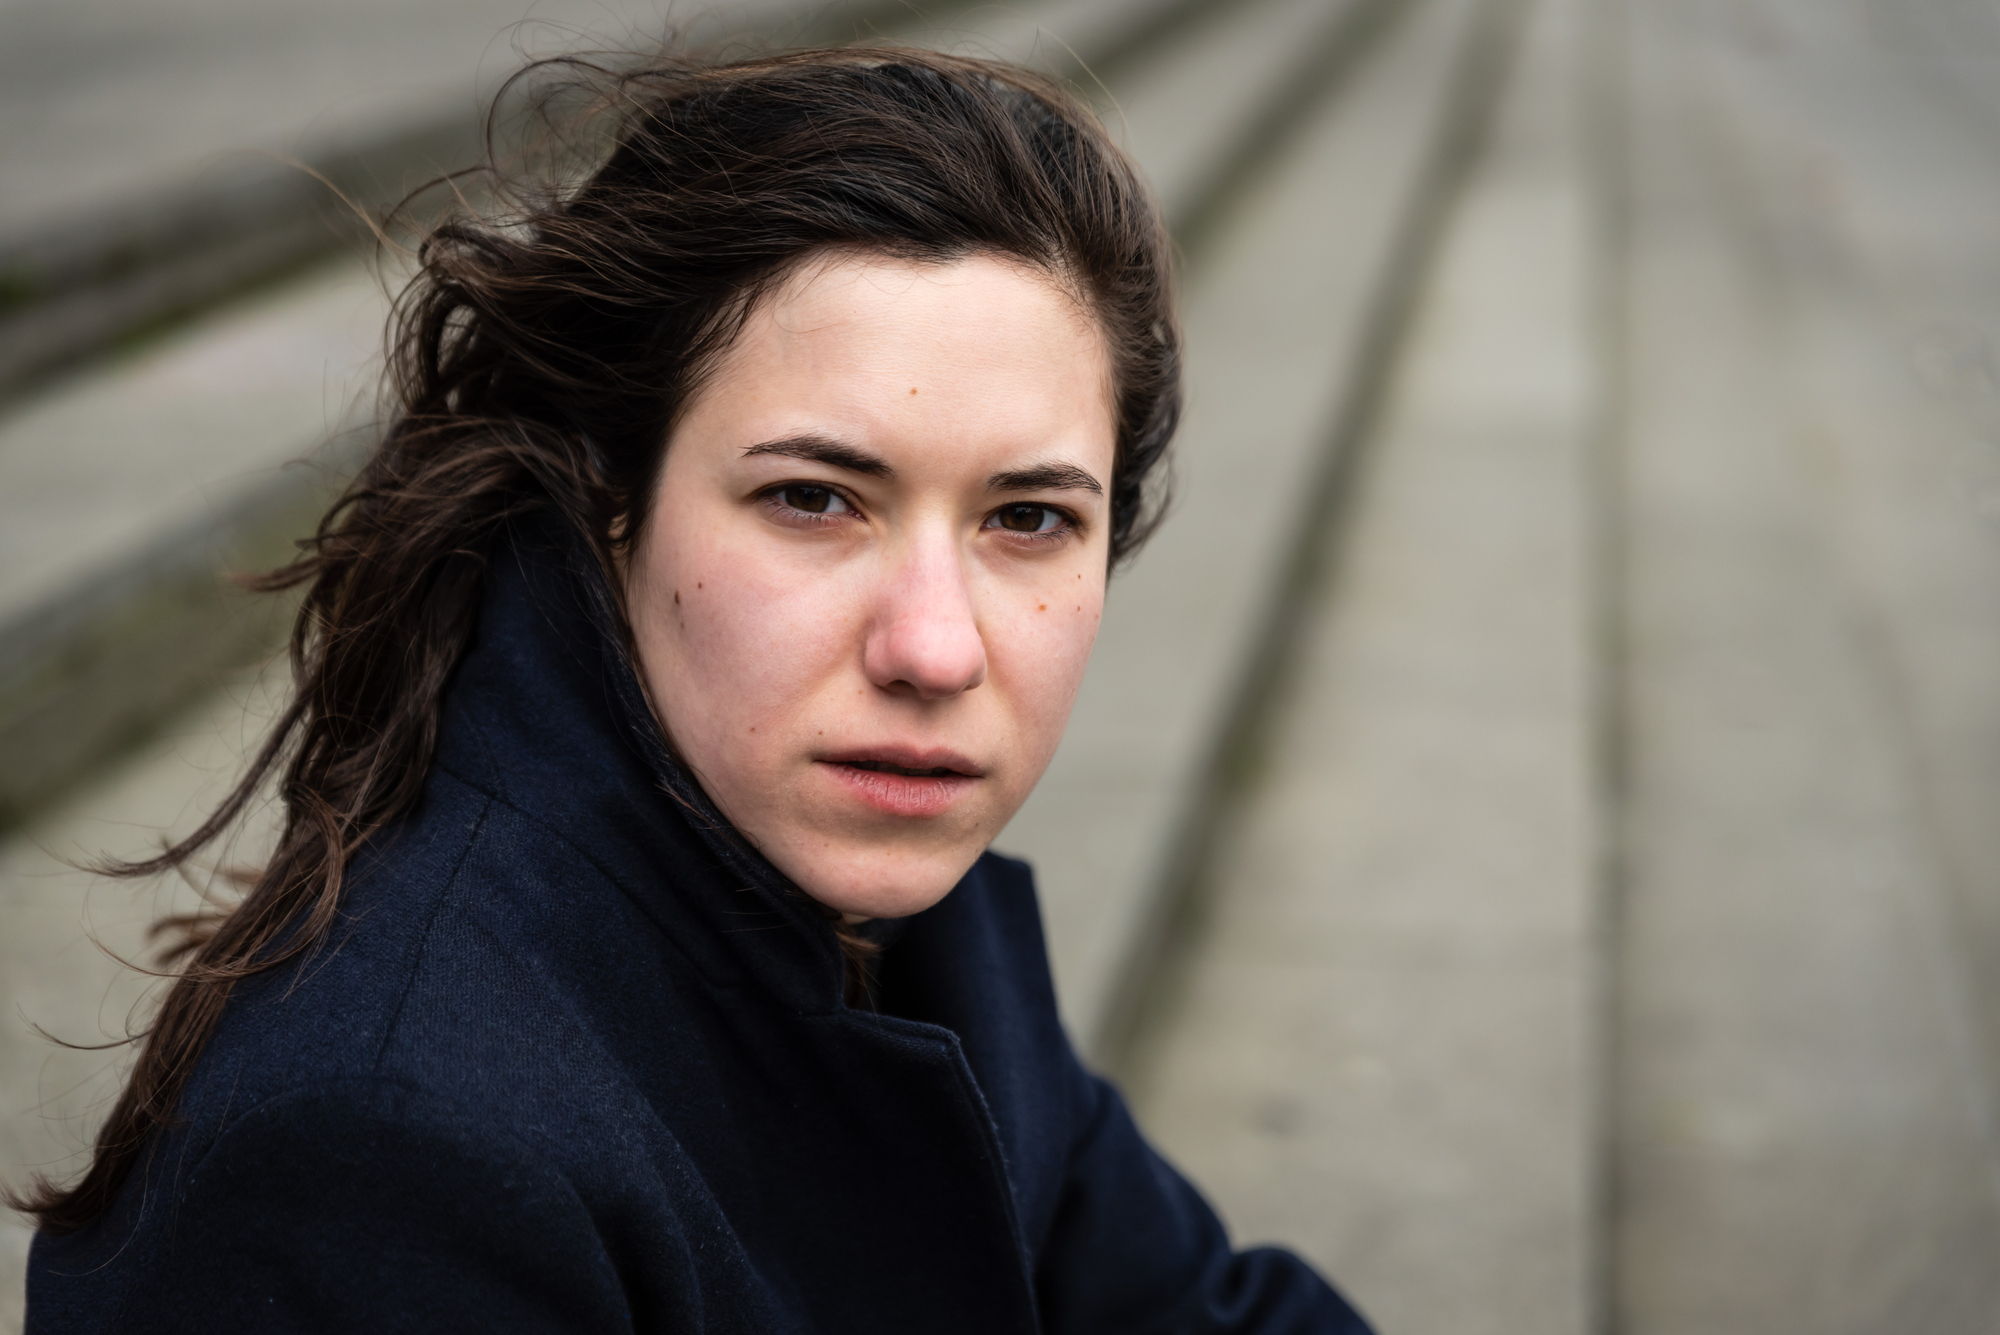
[19,47,1371,1333]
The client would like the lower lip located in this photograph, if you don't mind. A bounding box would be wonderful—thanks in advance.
[820,762,978,819]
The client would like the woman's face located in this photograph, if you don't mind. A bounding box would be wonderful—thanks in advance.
[627,251,1118,919]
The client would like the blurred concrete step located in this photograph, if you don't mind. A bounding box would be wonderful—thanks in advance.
[1001,0,1500,1053]
[0,0,1249,405]
[1611,0,2000,1327]
[0,0,974,402]
[0,669,286,1335]
[0,262,384,827]
[1121,0,1601,1328]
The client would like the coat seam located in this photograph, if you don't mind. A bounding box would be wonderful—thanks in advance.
[371,790,493,1077]
[432,757,796,997]
[928,1030,1046,1334]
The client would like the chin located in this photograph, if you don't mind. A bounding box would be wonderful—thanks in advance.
[782,844,986,921]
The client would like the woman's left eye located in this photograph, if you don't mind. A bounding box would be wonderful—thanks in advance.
[986,503,1068,536]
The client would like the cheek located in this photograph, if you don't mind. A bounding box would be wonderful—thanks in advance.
[637,514,861,752]
[988,572,1106,750]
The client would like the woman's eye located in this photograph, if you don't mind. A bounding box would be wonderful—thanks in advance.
[989,504,1066,535]
[773,484,851,516]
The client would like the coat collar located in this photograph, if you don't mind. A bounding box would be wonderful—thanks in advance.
[431,512,850,1013]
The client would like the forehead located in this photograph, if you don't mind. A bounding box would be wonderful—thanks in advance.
[688,251,1116,475]
[758,247,1097,338]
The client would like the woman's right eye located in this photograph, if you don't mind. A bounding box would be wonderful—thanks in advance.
[772,484,852,517]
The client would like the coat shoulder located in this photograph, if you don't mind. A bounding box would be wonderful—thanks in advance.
[174,771,498,1118]
[178,763,675,1162]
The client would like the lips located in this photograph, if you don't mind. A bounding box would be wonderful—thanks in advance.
[816,746,983,818]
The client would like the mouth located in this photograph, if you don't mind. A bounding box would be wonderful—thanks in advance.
[816,747,984,818]
[839,759,974,778]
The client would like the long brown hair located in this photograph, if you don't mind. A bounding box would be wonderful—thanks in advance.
[12,44,1180,1235]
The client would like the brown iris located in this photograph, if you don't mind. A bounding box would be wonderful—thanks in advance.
[996,504,1052,532]
[780,485,837,513]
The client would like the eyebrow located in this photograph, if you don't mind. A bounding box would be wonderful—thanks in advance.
[741,434,893,477]
[741,435,1102,496]
[987,463,1103,495]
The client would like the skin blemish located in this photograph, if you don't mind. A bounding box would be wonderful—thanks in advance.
[909,387,918,395]
[1038,603,1047,612]
[674,590,681,605]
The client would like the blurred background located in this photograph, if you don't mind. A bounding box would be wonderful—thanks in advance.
[5,0,2000,1329]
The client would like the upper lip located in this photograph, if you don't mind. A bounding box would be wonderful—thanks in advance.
[818,745,986,778]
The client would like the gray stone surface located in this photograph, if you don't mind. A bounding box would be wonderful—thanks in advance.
[1000,0,1486,1051]
[0,0,1221,256]
[0,0,1184,398]
[0,265,384,627]
[0,261,387,822]
[1124,0,1601,1328]
[0,0,867,241]
[1610,0,2000,1327]
[0,668,285,1335]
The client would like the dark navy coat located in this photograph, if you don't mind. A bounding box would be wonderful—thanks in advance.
[28,523,1370,1333]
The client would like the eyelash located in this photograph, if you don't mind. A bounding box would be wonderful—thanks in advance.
[757,483,1083,545]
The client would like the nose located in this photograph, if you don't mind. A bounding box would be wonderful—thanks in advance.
[862,533,988,699]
